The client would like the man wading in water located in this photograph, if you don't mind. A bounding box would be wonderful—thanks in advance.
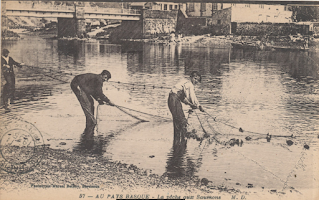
[71,70,115,136]
[1,49,23,113]
[168,71,205,143]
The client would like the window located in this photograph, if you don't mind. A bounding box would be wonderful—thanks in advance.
[284,6,288,11]
[245,4,250,8]
[259,4,264,9]
[221,3,223,9]
[188,3,195,12]
[175,5,178,10]
[164,4,167,10]
[169,5,172,10]
[200,3,206,12]
[212,3,217,10]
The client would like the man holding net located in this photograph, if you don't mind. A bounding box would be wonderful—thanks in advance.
[1,49,24,113]
[71,70,115,136]
[168,71,205,143]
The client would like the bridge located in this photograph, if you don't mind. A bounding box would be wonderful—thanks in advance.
[5,3,140,21]
[2,2,141,38]
[2,1,179,40]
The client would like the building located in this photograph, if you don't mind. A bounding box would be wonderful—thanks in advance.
[209,3,293,34]
[210,3,292,24]
[185,3,213,17]
[130,2,180,11]
[227,3,292,23]
[155,2,180,11]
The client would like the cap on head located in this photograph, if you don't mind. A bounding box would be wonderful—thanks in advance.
[101,70,111,79]
[190,71,202,83]
[2,49,9,55]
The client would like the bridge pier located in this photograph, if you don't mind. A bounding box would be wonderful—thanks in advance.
[57,6,86,38]
[110,9,178,42]
[1,1,7,33]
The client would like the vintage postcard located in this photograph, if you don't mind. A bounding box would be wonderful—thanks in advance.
[1,1,318,200]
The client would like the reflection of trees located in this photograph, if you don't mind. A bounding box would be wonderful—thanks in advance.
[125,42,182,74]
[183,47,229,76]
[290,6,319,22]
[125,42,230,78]
[230,49,318,80]
[273,51,318,80]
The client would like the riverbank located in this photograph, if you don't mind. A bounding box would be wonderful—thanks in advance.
[4,27,317,50]
[121,34,316,50]
[0,146,237,194]
[0,144,310,200]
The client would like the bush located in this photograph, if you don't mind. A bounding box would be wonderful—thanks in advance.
[1,30,20,38]
[235,23,301,36]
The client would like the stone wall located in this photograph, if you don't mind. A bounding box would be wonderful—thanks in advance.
[109,9,178,41]
[208,8,231,35]
[143,10,178,38]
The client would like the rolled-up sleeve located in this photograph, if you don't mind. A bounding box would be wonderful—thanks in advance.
[184,82,200,106]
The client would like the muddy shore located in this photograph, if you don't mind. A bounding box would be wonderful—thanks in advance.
[0,145,308,200]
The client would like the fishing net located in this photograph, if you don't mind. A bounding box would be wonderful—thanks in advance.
[185,109,312,150]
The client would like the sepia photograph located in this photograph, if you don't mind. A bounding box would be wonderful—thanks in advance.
[1,0,318,199]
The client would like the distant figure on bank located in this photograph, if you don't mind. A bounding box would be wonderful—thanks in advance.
[169,32,176,43]
[71,70,115,136]
[168,71,205,143]
[1,49,23,113]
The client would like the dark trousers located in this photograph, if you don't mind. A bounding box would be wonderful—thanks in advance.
[72,86,96,135]
[2,74,15,108]
[168,92,188,143]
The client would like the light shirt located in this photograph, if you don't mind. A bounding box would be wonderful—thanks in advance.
[2,56,9,64]
[171,78,200,106]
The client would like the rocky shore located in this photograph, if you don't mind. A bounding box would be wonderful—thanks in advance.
[4,26,316,51]
[0,146,242,197]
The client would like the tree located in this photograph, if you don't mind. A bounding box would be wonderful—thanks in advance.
[290,6,319,22]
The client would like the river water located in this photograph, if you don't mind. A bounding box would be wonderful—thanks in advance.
[2,35,319,192]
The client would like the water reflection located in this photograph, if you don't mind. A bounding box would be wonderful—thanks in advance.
[230,48,319,80]
[125,42,183,74]
[58,40,81,57]
[74,134,107,155]
[166,137,188,178]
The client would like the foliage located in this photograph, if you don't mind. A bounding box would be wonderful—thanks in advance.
[290,6,319,22]
[235,23,302,36]
[1,30,20,38]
